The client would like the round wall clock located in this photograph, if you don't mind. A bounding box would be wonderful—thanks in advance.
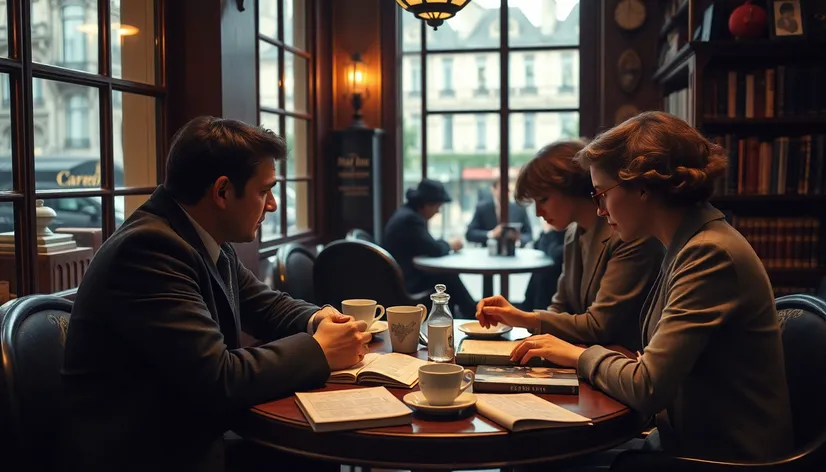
[614,0,647,32]
[617,48,643,94]
[614,104,641,125]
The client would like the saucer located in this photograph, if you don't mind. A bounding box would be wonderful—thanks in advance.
[402,391,477,415]
[367,320,388,335]
[458,321,512,339]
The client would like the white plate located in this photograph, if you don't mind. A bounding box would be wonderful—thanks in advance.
[458,321,512,339]
[367,320,388,335]
[402,391,476,415]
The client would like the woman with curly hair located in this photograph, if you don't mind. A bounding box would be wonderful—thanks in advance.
[476,140,663,352]
[510,112,793,461]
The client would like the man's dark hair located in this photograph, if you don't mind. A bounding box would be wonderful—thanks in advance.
[164,116,287,204]
[780,2,795,14]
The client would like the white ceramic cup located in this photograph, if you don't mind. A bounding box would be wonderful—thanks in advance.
[418,363,475,406]
[341,299,385,328]
[387,304,427,353]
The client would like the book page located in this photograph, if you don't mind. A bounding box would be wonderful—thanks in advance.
[328,353,380,383]
[295,387,411,424]
[362,353,427,387]
[459,340,521,357]
[475,393,591,431]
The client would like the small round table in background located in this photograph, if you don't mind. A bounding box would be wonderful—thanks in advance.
[414,247,554,299]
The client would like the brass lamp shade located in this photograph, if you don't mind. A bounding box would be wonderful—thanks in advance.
[396,0,471,30]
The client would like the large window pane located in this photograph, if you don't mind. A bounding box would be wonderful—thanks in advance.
[401,110,423,189]
[509,0,580,47]
[0,202,16,299]
[426,0,501,51]
[287,180,309,235]
[114,91,156,188]
[400,6,421,52]
[0,1,8,57]
[509,50,579,109]
[0,73,11,192]
[508,112,580,167]
[111,0,156,83]
[259,40,280,109]
[425,113,499,241]
[284,52,308,113]
[285,117,308,178]
[284,0,306,51]
[116,194,149,228]
[261,182,282,241]
[426,53,499,111]
[35,1,99,73]
[34,80,100,191]
[258,0,278,39]
[259,111,282,137]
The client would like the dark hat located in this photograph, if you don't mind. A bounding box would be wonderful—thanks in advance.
[405,179,452,205]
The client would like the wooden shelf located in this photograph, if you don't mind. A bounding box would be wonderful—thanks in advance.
[653,44,692,84]
[702,117,826,130]
[659,1,689,40]
[712,194,826,203]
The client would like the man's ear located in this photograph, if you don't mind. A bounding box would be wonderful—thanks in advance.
[212,176,231,209]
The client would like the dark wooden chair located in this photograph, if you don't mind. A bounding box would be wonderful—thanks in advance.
[0,295,73,471]
[345,228,375,243]
[271,242,317,304]
[611,293,826,471]
[314,239,430,310]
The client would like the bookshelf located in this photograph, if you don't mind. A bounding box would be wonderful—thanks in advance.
[656,0,826,296]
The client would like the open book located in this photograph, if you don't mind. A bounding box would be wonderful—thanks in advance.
[295,386,413,433]
[456,339,553,366]
[328,352,428,388]
[475,393,591,432]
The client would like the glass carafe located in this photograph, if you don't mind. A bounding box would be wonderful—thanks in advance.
[426,284,455,362]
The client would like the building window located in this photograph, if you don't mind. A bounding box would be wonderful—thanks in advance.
[61,5,86,66]
[441,57,453,97]
[475,56,487,95]
[0,0,163,296]
[256,0,314,245]
[524,55,536,93]
[443,115,453,151]
[524,113,535,149]
[560,51,574,94]
[410,58,421,95]
[476,114,486,150]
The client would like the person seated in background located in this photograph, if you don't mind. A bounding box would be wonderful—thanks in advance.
[466,178,533,247]
[60,116,370,471]
[519,221,566,312]
[383,179,476,318]
[509,112,793,462]
[476,140,663,353]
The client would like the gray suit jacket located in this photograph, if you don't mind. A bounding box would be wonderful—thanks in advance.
[578,203,793,461]
[537,217,664,352]
[60,186,330,471]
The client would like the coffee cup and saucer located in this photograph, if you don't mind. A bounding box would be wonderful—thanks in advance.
[342,299,388,336]
[403,364,477,415]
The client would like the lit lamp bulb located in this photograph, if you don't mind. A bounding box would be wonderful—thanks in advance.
[345,53,369,128]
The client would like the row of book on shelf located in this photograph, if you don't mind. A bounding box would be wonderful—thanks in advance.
[774,286,820,297]
[728,216,821,270]
[709,134,826,196]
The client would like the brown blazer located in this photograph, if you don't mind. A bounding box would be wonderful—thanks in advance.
[537,217,664,351]
[578,203,793,461]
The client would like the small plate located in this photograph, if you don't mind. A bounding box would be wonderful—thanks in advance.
[458,321,512,339]
[367,320,388,335]
[402,391,476,415]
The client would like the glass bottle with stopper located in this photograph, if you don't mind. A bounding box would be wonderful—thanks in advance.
[426,284,455,363]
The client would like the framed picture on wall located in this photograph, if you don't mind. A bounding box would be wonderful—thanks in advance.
[770,0,806,38]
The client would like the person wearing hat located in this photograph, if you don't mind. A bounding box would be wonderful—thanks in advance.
[383,179,477,318]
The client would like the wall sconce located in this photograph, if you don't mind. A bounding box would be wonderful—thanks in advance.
[396,0,471,31]
[345,52,369,128]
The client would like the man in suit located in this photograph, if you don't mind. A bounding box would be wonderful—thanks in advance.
[60,116,371,471]
[465,179,532,247]
[383,179,477,318]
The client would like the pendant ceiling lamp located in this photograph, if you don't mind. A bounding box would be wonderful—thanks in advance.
[396,0,471,31]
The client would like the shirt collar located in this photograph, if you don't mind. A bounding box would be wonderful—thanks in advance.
[177,204,221,264]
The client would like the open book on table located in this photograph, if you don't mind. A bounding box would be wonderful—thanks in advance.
[328,352,428,389]
[456,339,555,366]
[475,393,591,432]
[295,386,413,433]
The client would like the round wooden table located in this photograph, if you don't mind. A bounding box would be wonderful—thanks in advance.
[235,327,644,471]
[414,247,554,299]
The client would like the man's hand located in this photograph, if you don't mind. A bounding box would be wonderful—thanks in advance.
[476,295,535,330]
[450,238,464,252]
[312,305,352,332]
[313,316,372,371]
[487,224,503,240]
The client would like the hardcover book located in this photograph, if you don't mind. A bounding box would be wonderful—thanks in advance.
[473,365,579,395]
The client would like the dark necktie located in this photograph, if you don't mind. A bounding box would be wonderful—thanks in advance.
[217,249,235,309]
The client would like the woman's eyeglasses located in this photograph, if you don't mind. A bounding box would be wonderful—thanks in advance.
[590,183,621,209]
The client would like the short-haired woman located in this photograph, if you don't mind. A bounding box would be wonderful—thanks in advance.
[476,140,664,352]
[509,112,793,461]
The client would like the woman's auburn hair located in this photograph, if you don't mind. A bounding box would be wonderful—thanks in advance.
[514,139,592,204]
[573,111,728,205]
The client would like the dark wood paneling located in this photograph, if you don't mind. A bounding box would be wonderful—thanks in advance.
[379,1,400,231]
[314,0,334,242]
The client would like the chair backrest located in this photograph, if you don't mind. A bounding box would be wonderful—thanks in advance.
[776,293,826,449]
[345,228,375,243]
[314,239,420,309]
[272,242,317,303]
[0,295,72,468]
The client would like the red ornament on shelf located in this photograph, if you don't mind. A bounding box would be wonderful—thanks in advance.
[729,1,768,39]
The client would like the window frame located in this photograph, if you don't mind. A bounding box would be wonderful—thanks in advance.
[255,0,317,253]
[0,0,166,295]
